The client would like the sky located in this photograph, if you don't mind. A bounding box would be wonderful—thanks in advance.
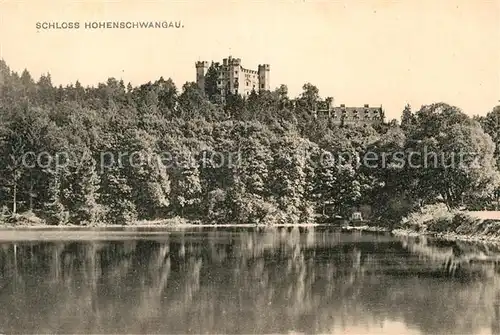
[0,0,499,120]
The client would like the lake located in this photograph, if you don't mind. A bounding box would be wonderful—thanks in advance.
[0,226,499,334]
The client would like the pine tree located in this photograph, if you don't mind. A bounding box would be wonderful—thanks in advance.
[43,171,69,225]
[204,62,220,103]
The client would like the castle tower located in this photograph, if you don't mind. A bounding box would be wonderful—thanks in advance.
[258,64,270,91]
[195,61,209,92]
[196,57,270,102]
[229,57,241,95]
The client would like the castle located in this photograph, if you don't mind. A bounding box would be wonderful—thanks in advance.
[315,101,385,125]
[196,56,270,102]
[195,56,384,125]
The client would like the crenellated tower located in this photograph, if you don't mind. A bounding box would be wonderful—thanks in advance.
[258,64,270,91]
[196,56,270,102]
[195,61,209,92]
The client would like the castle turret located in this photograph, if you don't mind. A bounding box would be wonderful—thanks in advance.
[195,61,209,92]
[258,64,270,91]
[227,57,242,94]
[196,57,270,101]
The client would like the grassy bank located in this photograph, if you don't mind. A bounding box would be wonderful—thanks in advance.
[394,204,500,243]
[0,211,329,229]
[6,206,500,246]
[0,211,390,231]
[0,212,194,228]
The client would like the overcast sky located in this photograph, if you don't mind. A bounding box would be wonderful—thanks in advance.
[0,0,498,119]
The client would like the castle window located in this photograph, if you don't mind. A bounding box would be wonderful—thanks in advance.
[261,83,264,89]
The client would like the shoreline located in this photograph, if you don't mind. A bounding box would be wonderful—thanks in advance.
[392,228,500,245]
[2,219,498,246]
[391,209,500,245]
[0,222,328,230]
[0,221,394,232]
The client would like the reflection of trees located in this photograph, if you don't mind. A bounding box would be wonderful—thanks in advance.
[0,229,499,333]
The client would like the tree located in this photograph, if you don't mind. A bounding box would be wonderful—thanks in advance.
[156,77,178,112]
[124,129,171,219]
[268,134,317,223]
[63,150,102,225]
[224,92,245,118]
[43,169,69,225]
[300,83,320,110]
[477,105,500,208]
[275,84,289,109]
[36,73,56,106]
[204,62,221,103]
[478,105,500,160]
[360,126,412,224]
[405,103,500,209]
[4,57,499,227]
[178,82,219,120]
[400,103,416,133]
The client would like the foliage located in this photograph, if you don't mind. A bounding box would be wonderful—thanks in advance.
[0,59,499,227]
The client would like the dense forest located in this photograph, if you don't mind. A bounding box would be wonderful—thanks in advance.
[0,59,499,226]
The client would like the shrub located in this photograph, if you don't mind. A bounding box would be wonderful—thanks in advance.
[452,213,481,234]
[427,215,453,233]
[400,203,451,232]
[5,211,45,226]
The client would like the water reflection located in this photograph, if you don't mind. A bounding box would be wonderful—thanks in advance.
[0,227,498,334]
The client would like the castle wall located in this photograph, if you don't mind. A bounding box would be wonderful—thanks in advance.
[240,67,259,96]
[197,57,384,126]
[197,56,269,101]
[195,61,209,92]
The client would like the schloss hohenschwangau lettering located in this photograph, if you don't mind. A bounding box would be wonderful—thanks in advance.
[35,21,184,30]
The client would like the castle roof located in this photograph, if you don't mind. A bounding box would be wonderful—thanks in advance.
[317,104,384,120]
[331,106,382,113]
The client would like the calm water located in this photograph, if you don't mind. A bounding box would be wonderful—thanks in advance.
[0,227,499,334]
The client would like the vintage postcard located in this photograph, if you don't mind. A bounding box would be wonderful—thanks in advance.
[0,0,499,334]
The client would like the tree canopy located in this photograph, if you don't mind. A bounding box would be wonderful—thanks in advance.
[0,59,498,226]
